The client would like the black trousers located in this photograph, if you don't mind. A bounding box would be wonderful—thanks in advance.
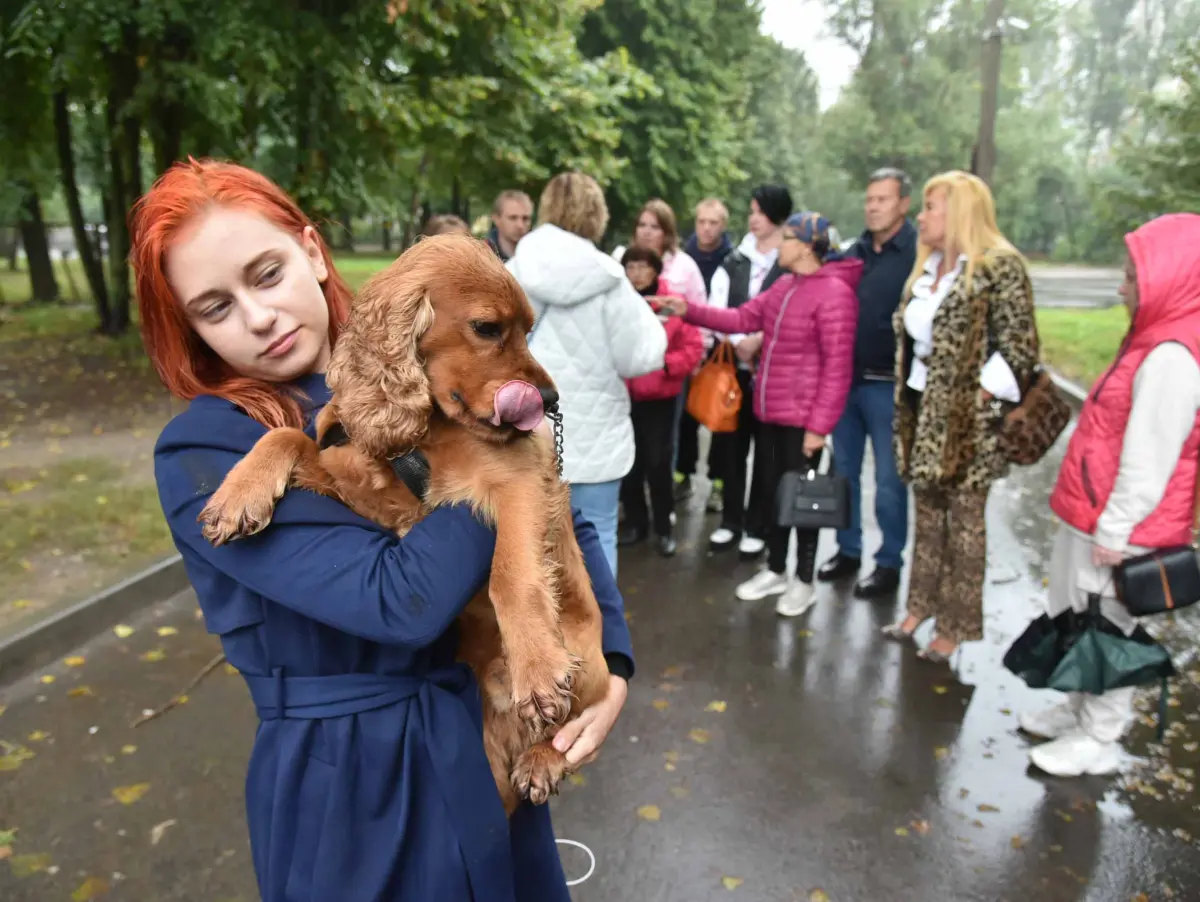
[621,397,678,536]
[710,368,767,537]
[758,422,823,583]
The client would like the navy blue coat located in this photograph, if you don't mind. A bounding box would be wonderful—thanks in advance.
[154,373,634,901]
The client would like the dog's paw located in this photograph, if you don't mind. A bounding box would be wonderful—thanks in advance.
[197,480,283,546]
[510,647,578,730]
[511,743,569,806]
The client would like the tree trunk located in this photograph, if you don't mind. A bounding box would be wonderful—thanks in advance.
[338,210,354,251]
[17,183,60,302]
[54,88,111,320]
[2,228,18,270]
[972,0,1006,186]
[102,19,142,335]
[151,100,184,175]
[381,220,392,252]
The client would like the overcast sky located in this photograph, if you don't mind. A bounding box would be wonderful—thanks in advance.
[759,0,858,109]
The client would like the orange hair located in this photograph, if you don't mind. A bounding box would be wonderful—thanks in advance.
[131,158,352,429]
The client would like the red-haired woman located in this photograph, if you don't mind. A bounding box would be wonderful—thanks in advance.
[134,159,633,901]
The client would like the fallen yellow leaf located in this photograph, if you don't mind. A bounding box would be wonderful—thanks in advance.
[651,699,670,711]
[796,629,815,638]
[689,728,711,745]
[933,746,949,760]
[224,663,239,675]
[665,762,677,772]
[637,804,661,822]
[661,664,689,678]
[68,686,95,698]
[706,700,728,713]
[809,891,831,902]
[95,496,108,506]
[121,745,137,755]
[12,599,31,609]
[38,674,55,685]
[932,685,948,695]
[156,626,178,637]
[64,656,86,667]
[9,852,53,878]
[112,783,151,805]
[113,625,134,638]
[567,774,586,786]
[1132,895,1150,902]
[139,648,167,663]
[663,750,681,763]
[71,876,110,900]
[1011,835,1025,849]
[0,743,35,771]
[670,786,690,799]
[26,731,48,742]
[977,803,1000,813]
[721,876,744,890]
[895,827,910,836]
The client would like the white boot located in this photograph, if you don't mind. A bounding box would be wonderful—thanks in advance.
[1029,732,1122,777]
[735,569,788,601]
[775,581,816,618]
[1018,698,1081,740]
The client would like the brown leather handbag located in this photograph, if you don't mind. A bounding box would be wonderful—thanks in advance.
[686,340,741,433]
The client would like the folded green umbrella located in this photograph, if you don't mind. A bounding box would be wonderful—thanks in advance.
[1004,593,1175,738]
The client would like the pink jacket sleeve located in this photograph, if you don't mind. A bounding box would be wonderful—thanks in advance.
[807,281,859,436]
[683,277,782,335]
[664,319,705,378]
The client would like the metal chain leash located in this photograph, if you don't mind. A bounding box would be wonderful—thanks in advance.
[545,403,564,477]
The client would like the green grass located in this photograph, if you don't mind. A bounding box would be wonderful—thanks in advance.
[0,458,172,597]
[1036,306,1129,388]
[331,254,396,290]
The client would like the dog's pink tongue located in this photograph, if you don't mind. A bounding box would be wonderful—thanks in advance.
[492,380,545,431]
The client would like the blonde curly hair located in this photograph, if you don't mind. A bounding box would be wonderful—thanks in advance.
[537,172,609,244]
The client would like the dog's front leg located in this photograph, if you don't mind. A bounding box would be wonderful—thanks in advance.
[199,428,331,545]
[488,485,576,732]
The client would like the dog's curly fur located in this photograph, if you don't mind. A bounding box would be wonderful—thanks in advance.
[197,234,609,813]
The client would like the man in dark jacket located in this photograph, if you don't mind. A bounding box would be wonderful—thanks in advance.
[485,189,533,262]
[819,168,916,598]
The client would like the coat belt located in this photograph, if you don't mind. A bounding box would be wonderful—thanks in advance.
[243,664,516,902]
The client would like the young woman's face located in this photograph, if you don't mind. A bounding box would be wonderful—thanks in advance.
[166,206,332,383]
[917,188,948,251]
[625,260,657,292]
[635,212,665,254]
[1119,257,1139,318]
[747,198,774,239]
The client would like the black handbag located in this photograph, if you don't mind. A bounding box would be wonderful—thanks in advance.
[776,468,850,531]
[1114,464,1200,616]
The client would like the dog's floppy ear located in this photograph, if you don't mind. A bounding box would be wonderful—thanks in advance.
[326,268,435,458]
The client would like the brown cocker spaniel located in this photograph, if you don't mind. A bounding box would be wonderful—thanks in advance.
[197,234,609,813]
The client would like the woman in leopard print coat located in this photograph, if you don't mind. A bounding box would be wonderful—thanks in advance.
[885,171,1040,663]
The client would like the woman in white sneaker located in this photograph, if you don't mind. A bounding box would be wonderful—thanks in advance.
[660,213,860,617]
[1021,212,1200,777]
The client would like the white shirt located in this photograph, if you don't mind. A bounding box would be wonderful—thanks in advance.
[904,251,1021,402]
[707,232,776,369]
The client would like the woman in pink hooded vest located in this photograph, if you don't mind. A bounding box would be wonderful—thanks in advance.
[660,212,861,619]
[1020,213,1200,778]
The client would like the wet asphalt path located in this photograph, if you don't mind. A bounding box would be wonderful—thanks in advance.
[2,427,1199,901]
[1029,268,1121,309]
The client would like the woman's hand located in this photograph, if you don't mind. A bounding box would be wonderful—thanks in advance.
[734,334,763,363]
[1092,544,1125,568]
[551,674,628,766]
[803,432,826,456]
[656,296,687,318]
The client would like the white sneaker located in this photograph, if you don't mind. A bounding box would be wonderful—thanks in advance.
[1018,700,1080,740]
[738,535,766,556]
[709,527,736,546]
[1028,732,1123,777]
[735,569,789,601]
[775,581,816,617]
[669,511,677,526]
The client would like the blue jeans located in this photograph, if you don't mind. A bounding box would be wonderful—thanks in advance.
[831,380,909,570]
[570,479,621,579]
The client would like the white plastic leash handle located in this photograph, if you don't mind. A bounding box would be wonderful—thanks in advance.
[555,838,597,887]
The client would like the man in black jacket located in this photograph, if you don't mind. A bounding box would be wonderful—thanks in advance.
[819,169,916,598]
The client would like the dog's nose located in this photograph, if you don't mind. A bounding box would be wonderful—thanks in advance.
[538,386,559,409]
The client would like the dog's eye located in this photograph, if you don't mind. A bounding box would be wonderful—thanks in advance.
[471,321,502,339]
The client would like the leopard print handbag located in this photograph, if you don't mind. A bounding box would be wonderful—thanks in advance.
[995,367,1071,466]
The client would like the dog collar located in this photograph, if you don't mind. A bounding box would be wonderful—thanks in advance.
[318,421,431,501]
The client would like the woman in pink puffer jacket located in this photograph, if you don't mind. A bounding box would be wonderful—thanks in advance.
[661,212,860,617]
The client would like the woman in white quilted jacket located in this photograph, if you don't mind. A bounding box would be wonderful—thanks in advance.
[508,172,668,577]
